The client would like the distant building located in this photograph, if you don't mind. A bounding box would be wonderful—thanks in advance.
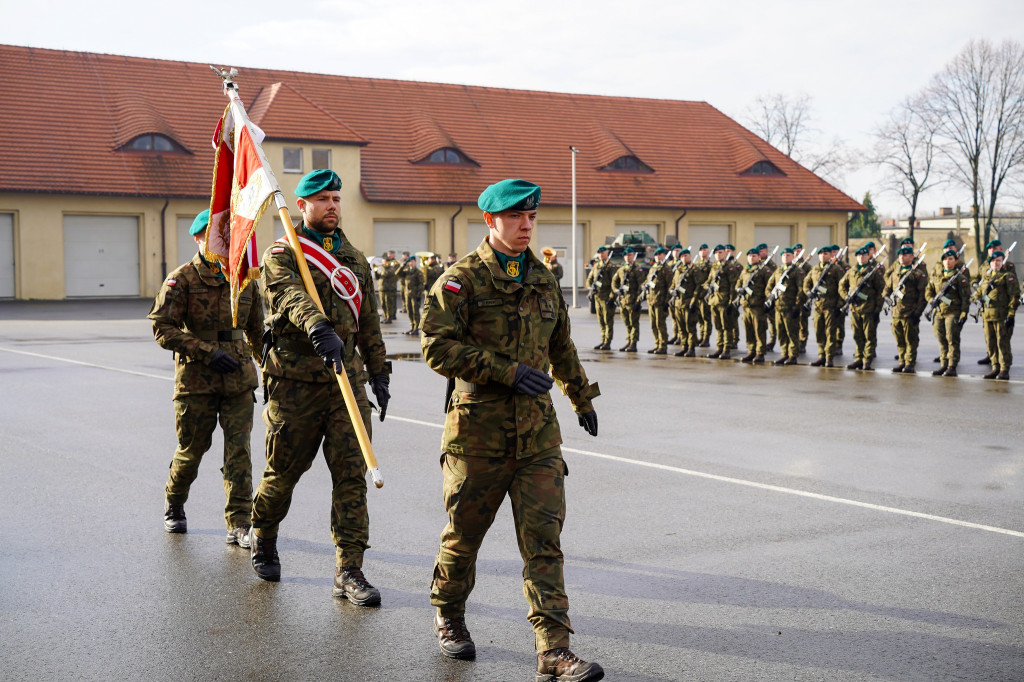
[880,207,1024,266]
[0,45,863,300]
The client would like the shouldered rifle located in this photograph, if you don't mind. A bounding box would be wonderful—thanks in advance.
[703,263,725,303]
[882,242,927,314]
[731,246,778,307]
[840,258,887,314]
[765,248,815,311]
[923,259,973,322]
[669,267,691,304]
[804,246,848,311]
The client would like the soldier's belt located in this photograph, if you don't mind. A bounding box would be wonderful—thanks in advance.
[454,378,514,396]
[193,329,245,341]
[274,336,318,356]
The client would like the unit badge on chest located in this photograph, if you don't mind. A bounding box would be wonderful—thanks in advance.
[506,260,520,278]
[322,237,333,251]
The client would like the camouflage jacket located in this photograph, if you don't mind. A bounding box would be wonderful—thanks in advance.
[765,263,806,311]
[973,268,1021,320]
[375,259,401,291]
[802,262,843,310]
[839,263,885,314]
[424,263,445,292]
[261,229,389,384]
[925,267,972,318]
[882,264,929,318]
[644,260,673,307]
[421,239,600,459]
[974,258,1017,284]
[705,259,740,306]
[399,260,425,296]
[586,259,618,300]
[611,262,644,306]
[148,252,263,398]
[669,261,706,306]
[737,264,771,309]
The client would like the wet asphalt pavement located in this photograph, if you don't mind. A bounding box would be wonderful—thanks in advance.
[1,298,1022,681]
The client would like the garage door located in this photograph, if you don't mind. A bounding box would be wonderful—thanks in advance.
[374,221,428,258]
[466,222,489,255]
[754,225,793,263]
[177,216,198,267]
[806,225,833,251]
[0,213,13,298]
[63,215,140,297]
[688,225,730,250]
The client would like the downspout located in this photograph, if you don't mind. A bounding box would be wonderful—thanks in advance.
[674,209,687,243]
[160,199,169,280]
[450,205,462,255]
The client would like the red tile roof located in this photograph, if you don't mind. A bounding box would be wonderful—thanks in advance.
[0,45,863,212]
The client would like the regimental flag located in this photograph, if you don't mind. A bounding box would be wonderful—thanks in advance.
[206,103,275,324]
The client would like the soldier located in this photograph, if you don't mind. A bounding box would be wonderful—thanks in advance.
[667,243,683,345]
[611,246,644,352]
[398,251,411,312]
[694,244,713,347]
[839,246,885,371]
[925,249,972,377]
[723,244,742,349]
[883,246,929,373]
[928,239,958,364]
[542,247,564,286]
[793,243,813,354]
[149,209,263,544]
[736,247,771,363]
[757,243,778,351]
[420,179,604,681]
[973,250,1019,380]
[831,244,850,356]
[706,245,741,359]
[976,239,1018,366]
[669,247,705,357]
[765,248,805,365]
[251,170,391,599]
[645,246,673,354]
[424,253,445,293]
[375,250,400,323]
[446,252,459,268]
[803,246,843,367]
[585,246,618,350]
[398,255,425,334]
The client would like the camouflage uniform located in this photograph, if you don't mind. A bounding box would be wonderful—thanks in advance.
[376,257,400,321]
[882,263,929,367]
[839,263,885,365]
[725,257,742,348]
[796,256,813,353]
[253,228,389,569]
[976,257,1018,342]
[761,258,778,348]
[546,260,564,286]
[694,256,713,344]
[645,259,673,352]
[669,261,706,350]
[925,265,972,368]
[802,261,843,361]
[737,263,771,356]
[611,260,644,347]
[424,262,445,293]
[586,258,618,346]
[148,252,263,529]
[765,261,806,359]
[399,259,425,332]
[421,238,599,652]
[706,259,741,353]
[973,267,1020,373]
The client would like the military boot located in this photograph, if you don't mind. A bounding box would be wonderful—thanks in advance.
[766,339,776,352]
[699,337,711,348]
[902,364,916,374]
[933,356,941,363]
[333,566,381,606]
[861,360,873,371]
[684,347,696,357]
[593,343,604,350]
[719,350,731,360]
[741,352,755,363]
[847,360,863,370]
[932,364,947,376]
[226,524,252,548]
[892,364,905,373]
[997,370,1010,380]
[943,365,958,377]
[626,342,638,353]
[707,349,722,359]
[673,347,688,357]
[433,613,476,659]
[250,532,281,582]
[753,354,765,364]
[618,344,630,351]
[773,356,788,366]
[984,369,1000,379]
[535,648,604,682]
[652,347,667,355]
[668,335,679,345]
[810,356,826,367]
[978,356,992,365]
[784,356,798,365]
[824,357,835,367]
[163,501,186,534]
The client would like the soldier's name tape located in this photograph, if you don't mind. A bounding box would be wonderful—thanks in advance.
[2,345,1021,540]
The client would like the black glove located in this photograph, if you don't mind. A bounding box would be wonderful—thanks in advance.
[1007,315,1016,331]
[956,315,967,330]
[511,364,554,397]
[368,374,390,422]
[308,320,345,374]
[790,307,800,319]
[209,349,240,374]
[688,302,697,313]
[910,315,921,325]
[578,410,598,437]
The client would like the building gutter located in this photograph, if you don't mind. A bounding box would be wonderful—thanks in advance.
[674,209,687,243]
[450,205,462,255]
[160,199,169,280]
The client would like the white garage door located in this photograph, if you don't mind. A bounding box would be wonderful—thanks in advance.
[177,216,198,267]
[466,222,489,255]
[0,213,13,298]
[806,225,833,251]
[374,221,428,258]
[688,225,731,250]
[63,215,140,297]
[754,225,793,263]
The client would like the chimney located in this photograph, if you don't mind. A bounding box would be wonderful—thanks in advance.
[939,207,953,216]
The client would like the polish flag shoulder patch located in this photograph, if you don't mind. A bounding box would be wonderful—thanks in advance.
[443,278,463,294]
[271,246,286,254]
[166,278,177,287]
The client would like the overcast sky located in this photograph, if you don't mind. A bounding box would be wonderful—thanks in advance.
[3,0,1023,217]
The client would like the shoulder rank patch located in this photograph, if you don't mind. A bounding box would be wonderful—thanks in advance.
[166,278,177,287]
[444,278,463,294]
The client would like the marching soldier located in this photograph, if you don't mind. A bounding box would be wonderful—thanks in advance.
[611,247,644,352]
[706,245,741,359]
[375,250,400,323]
[925,248,972,377]
[793,243,813,354]
[737,247,770,363]
[669,247,705,357]
[882,245,928,373]
[149,209,263,544]
[765,248,805,365]
[399,255,425,334]
[803,245,842,367]
[839,246,885,371]
[757,243,778,351]
[694,244,713,347]
[251,169,391,598]
[420,178,604,681]
[645,247,673,354]
[973,250,1020,380]
[424,253,445,293]
[585,246,618,350]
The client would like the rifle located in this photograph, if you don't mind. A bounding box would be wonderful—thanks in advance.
[765,248,815,311]
[882,242,928,315]
[923,259,973,322]
[840,258,887,314]
[669,264,694,304]
[804,246,848,311]
[703,260,725,303]
[731,246,779,307]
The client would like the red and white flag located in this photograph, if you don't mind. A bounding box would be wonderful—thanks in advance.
[205,102,275,324]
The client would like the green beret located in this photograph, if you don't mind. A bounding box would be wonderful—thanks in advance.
[713,244,724,252]
[746,247,759,255]
[189,209,210,236]
[757,243,768,250]
[671,243,682,250]
[830,244,840,251]
[596,246,608,253]
[623,247,635,254]
[900,237,914,245]
[897,246,914,255]
[477,178,541,213]
[654,247,668,255]
[295,169,342,197]
[856,246,870,256]
[793,243,804,249]
[819,245,833,253]
[699,243,709,249]
[865,241,875,248]
[726,243,736,250]
[782,247,794,255]
[987,239,1002,249]
[680,248,691,255]
[942,249,958,259]
[992,250,1005,259]
[943,239,956,248]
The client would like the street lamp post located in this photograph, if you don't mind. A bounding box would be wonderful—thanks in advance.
[570,146,579,308]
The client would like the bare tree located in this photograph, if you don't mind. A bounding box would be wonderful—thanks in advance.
[927,38,1024,259]
[874,94,940,241]
[744,93,852,185]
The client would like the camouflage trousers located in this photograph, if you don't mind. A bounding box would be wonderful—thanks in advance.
[891,317,921,365]
[381,290,397,321]
[670,302,682,340]
[595,298,615,344]
[742,306,767,354]
[711,304,737,351]
[619,300,641,344]
[983,318,1013,371]
[812,307,840,358]
[850,311,879,363]
[674,301,699,348]
[404,289,422,331]
[251,374,372,568]
[728,305,741,346]
[799,308,811,351]
[697,300,712,340]
[767,309,777,344]
[431,447,572,652]
[933,314,963,366]
[649,302,669,349]
[774,307,801,358]
[165,391,255,529]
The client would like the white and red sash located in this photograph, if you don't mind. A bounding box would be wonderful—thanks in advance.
[276,236,363,328]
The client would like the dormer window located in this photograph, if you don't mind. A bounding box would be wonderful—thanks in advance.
[119,134,188,154]
[417,147,477,166]
[601,155,653,173]
[743,160,783,176]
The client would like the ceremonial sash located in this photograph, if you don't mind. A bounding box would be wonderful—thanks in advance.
[276,236,363,328]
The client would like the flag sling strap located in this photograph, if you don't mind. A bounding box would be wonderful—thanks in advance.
[275,235,363,328]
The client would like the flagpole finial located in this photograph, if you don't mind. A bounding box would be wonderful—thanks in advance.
[210,65,240,94]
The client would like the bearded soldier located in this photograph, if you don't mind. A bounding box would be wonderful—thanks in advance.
[611,246,644,352]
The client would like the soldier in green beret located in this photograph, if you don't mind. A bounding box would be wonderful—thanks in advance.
[736,248,770,362]
[803,246,842,366]
[793,243,812,354]
[398,255,425,334]
[586,245,618,350]
[694,244,713,347]
[669,247,705,356]
[765,248,805,364]
[839,246,885,370]
[375,250,400,323]
[611,247,644,352]
[149,209,264,544]
[421,179,604,681]
[883,246,929,373]
[926,249,972,376]
[250,169,391,599]
[667,243,684,345]
[758,243,778,351]
[645,247,673,353]
[973,250,1019,379]
[706,245,741,359]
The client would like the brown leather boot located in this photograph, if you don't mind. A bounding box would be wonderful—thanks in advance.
[333,566,381,606]
[997,370,1010,380]
[433,613,475,659]
[535,648,604,682]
